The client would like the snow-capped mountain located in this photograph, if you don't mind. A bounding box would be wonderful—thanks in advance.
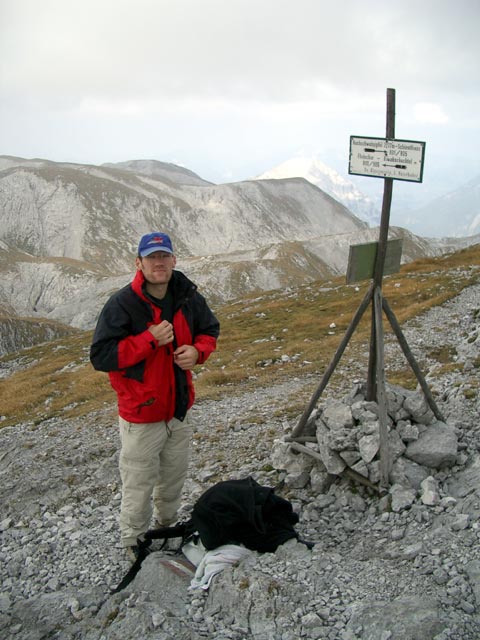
[255,156,380,226]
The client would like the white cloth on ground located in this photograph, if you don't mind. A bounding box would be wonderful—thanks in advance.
[184,540,253,590]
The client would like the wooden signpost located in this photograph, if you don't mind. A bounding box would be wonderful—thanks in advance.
[291,88,444,488]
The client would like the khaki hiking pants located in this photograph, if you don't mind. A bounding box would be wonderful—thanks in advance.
[118,416,192,548]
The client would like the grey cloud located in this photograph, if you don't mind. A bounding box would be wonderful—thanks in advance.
[1,0,479,103]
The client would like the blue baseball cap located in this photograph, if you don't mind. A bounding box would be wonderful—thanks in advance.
[138,232,174,257]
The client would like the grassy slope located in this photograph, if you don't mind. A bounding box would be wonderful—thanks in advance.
[0,244,479,429]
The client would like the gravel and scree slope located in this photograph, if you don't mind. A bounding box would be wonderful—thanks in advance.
[0,283,479,640]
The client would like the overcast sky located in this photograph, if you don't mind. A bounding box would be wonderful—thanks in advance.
[1,0,479,203]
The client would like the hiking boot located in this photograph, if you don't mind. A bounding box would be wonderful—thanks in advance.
[153,519,173,529]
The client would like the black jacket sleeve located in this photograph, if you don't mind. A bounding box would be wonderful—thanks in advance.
[90,286,152,372]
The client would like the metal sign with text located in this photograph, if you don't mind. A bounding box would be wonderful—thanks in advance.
[349,136,426,182]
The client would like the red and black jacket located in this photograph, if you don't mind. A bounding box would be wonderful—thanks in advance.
[90,269,219,423]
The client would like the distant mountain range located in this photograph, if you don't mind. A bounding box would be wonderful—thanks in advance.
[255,156,480,239]
[0,154,478,355]
[394,174,480,238]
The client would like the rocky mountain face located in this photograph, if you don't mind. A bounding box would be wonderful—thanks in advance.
[0,156,366,266]
[0,155,476,356]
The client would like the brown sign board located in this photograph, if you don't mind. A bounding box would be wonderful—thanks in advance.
[346,238,403,284]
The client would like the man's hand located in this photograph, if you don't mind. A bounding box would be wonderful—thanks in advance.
[148,320,174,346]
[174,345,199,370]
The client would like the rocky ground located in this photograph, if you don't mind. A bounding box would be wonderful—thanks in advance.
[0,284,479,640]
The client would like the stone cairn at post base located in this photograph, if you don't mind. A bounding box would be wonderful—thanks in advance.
[273,383,460,510]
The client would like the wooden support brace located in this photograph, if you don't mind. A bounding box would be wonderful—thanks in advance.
[291,283,374,438]
[289,441,382,494]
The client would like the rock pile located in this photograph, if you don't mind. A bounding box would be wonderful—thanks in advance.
[273,383,461,514]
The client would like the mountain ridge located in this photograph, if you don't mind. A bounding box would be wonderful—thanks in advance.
[101,159,214,187]
[1,155,478,356]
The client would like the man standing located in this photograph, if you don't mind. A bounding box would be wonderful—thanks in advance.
[90,232,220,559]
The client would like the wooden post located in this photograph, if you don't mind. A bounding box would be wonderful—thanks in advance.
[374,286,391,486]
[290,88,439,494]
[366,88,396,401]
[365,88,396,483]
[373,88,396,284]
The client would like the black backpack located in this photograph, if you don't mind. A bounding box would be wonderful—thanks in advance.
[190,476,300,552]
[113,476,310,592]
